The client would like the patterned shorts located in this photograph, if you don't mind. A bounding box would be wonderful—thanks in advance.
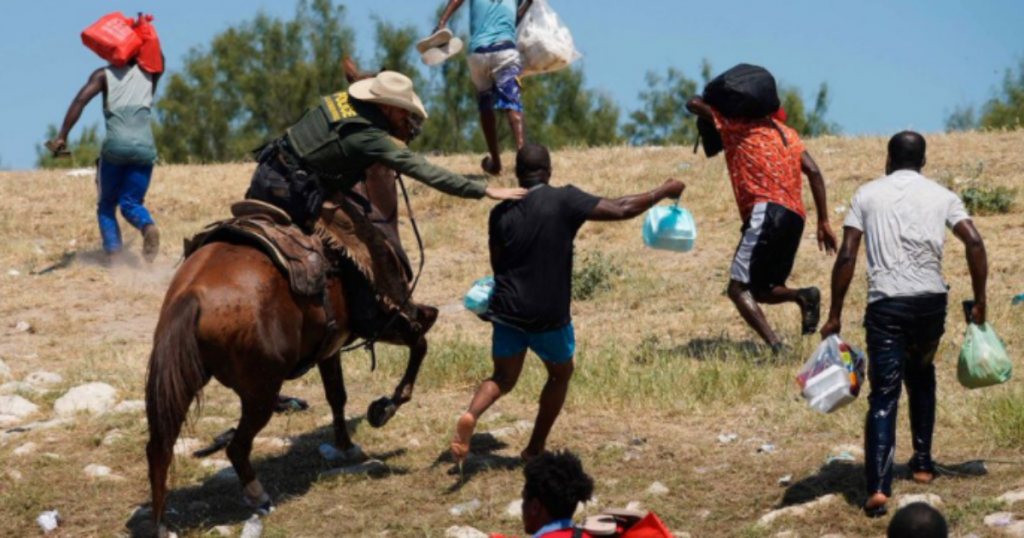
[468,46,523,113]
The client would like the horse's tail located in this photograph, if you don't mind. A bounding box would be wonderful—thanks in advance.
[146,292,206,521]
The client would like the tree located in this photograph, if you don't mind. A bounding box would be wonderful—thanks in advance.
[36,124,101,169]
[417,6,481,154]
[155,0,357,163]
[624,61,839,145]
[946,59,1024,131]
[520,67,622,149]
[779,83,839,137]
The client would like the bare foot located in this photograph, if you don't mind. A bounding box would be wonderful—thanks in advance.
[864,492,889,517]
[450,412,476,464]
[912,470,935,484]
[481,156,502,176]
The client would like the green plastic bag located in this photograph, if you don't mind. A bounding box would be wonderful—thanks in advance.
[958,323,1012,389]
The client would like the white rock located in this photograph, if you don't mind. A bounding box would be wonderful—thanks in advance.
[6,469,23,481]
[504,499,523,519]
[646,481,670,496]
[25,371,63,388]
[240,515,263,538]
[0,414,21,427]
[211,467,238,483]
[998,488,1024,506]
[985,512,1017,527]
[7,269,20,277]
[201,459,233,471]
[0,358,10,381]
[101,429,124,446]
[444,526,488,538]
[489,420,534,440]
[774,532,797,538]
[53,383,117,416]
[13,442,38,456]
[625,501,643,512]
[319,459,385,478]
[174,438,202,457]
[211,525,233,537]
[0,395,39,418]
[0,382,39,396]
[778,474,793,487]
[36,510,59,533]
[111,400,146,414]
[320,443,365,464]
[407,437,422,449]
[718,433,738,444]
[84,464,113,478]
[15,321,33,333]
[758,495,838,527]
[830,444,864,457]
[896,493,943,509]
[449,498,482,517]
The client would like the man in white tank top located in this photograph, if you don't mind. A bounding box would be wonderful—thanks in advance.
[50,59,162,263]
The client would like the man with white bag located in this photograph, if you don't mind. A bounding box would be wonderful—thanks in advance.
[435,0,533,175]
[821,131,989,517]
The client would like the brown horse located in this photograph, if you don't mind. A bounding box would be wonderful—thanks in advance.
[144,62,435,538]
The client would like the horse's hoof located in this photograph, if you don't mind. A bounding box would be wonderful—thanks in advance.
[242,479,274,515]
[319,442,367,465]
[367,397,397,428]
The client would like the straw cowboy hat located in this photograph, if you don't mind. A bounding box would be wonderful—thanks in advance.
[349,71,429,119]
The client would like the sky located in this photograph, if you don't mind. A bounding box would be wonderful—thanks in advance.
[0,0,1021,170]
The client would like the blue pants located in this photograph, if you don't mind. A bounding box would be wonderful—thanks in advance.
[97,160,155,253]
[863,293,947,497]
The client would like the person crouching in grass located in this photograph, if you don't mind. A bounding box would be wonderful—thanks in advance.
[450,144,685,463]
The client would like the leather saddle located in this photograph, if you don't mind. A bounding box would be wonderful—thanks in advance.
[184,200,328,297]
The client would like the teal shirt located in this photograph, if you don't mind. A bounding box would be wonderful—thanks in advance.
[469,0,518,51]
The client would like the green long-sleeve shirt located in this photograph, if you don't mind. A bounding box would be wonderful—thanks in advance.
[285,95,486,200]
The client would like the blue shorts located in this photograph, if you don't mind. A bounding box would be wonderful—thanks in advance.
[492,322,575,364]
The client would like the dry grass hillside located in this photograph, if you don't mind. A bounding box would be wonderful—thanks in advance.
[1,131,1023,537]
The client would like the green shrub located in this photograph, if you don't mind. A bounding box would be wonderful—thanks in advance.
[961,186,1017,215]
[978,387,1024,449]
[572,251,622,301]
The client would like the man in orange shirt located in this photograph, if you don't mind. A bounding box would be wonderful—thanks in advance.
[687,96,837,353]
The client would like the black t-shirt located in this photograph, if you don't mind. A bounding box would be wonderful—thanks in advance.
[488,184,602,333]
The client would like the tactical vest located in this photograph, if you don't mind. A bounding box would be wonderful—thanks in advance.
[286,91,373,174]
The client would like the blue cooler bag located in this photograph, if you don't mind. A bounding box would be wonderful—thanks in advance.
[643,202,697,252]
[464,276,495,315]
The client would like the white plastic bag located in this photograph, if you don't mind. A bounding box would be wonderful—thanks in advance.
[517,0,582,77]
[797,336,866,414]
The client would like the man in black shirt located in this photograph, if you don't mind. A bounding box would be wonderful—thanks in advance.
[451,144,685,463]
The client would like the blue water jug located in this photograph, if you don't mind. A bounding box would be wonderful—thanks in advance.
[464,276,495,315]
[642,201,697,252]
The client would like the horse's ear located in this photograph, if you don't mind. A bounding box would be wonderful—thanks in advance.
[343,55,361,84]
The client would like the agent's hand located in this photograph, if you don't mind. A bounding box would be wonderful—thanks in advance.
[485,186,528,201]
[971,301,987,325]
[47,139,68,157]
[661,179,686,200]
[818,221,838,255]
[820,317,841,339]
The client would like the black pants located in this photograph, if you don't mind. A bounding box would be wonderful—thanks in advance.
[863,293,947,497]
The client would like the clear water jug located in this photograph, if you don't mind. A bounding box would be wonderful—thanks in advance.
[464,276,495,315]
[642,201,697,252]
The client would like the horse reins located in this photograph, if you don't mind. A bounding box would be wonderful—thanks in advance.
[335,172,426,371]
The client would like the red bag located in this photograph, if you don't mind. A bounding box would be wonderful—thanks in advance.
[134,14,164,74]
[81,12,142,67]
[620,512,674,538]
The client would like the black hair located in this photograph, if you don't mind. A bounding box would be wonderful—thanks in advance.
[888,130,927,170]
[516,143,552,187]
[887,503,948,538]
[522,450,594,520]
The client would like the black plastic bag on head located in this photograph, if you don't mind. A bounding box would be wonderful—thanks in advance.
[703,63,780,119]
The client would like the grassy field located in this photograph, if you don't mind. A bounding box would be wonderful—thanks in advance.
[1,131,1022,537]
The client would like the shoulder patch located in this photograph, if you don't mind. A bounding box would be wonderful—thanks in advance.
[321,91,358,122]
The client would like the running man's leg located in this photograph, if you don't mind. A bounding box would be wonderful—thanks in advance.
[97,159,127,255]
[493,49,526,151]
[863,299,910,514]
[521,323,576,459]
[522,358,574,460]
[118,163,160,262]
[451,323,529,463]
[728,280,780,347]
[468,52,504,175]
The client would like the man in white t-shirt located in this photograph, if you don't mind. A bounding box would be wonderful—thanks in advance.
[820,131,989,518]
